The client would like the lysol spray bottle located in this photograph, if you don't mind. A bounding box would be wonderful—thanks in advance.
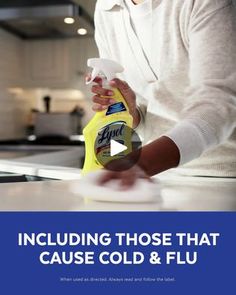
[82,58,133,174]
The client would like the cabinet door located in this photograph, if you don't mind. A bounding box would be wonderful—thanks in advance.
[69,37,98,88]
[0,29,23,86]
[25,40,69,87]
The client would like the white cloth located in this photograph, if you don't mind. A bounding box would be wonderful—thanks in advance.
[94,0,236,176]
[71,170,161,203]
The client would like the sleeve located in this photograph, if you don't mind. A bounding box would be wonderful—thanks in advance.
[165,0,236,165]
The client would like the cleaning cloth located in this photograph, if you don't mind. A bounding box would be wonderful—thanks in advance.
[71,170,161,203]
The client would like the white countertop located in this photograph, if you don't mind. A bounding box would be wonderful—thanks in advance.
[0,159,82,180]
[0,173,235,211]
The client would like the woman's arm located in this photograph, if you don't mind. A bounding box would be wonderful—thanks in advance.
[99,136,180,187]
[99,1,236,186]
[165,0,236,165]
[137,136,180,176]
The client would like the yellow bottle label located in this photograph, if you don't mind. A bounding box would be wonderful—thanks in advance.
[95,120,132,166]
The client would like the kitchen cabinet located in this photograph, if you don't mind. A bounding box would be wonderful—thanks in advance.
[69,37,98,89]
[76,0,96,14]
[23,37,98,89]
[24,40,69,88]
[0,29,24,87]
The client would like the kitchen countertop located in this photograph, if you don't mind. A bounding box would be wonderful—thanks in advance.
[0,173,235,211]
[0,160,82,180]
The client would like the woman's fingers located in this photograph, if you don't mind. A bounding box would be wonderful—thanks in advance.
[98,171,119,185]
[92,95,115,106]
[109,78,129,91]
[98,165,150,190]
[92,103,107,111]
[120,172,136,188]
[88,76,138,126]
[93,76,103,86]
[109,78,136,111]
[99,170,137,189]
[91,85,114,96]
[85,74,103,86]
[91,84,116,111]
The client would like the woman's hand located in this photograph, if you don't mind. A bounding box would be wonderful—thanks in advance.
[98,164,151,189]
[86,75,140,128]
[97,136,180,189]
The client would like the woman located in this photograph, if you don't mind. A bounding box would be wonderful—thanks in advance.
[90,0,236,187]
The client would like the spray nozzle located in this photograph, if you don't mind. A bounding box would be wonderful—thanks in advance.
[86,58,124,85]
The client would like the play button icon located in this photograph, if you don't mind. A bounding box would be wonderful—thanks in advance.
[94,122,142,172]
[110,140,127,156]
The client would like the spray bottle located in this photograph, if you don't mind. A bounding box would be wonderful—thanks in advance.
[82,58,133,174]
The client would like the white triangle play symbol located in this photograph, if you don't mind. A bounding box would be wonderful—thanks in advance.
[110,140,127,157]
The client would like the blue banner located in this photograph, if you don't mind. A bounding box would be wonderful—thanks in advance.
[0,212,235,294]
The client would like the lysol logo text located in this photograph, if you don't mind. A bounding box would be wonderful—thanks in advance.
[98,123,125,145]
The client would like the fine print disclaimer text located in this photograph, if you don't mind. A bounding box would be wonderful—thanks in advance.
[59,276,176,284]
